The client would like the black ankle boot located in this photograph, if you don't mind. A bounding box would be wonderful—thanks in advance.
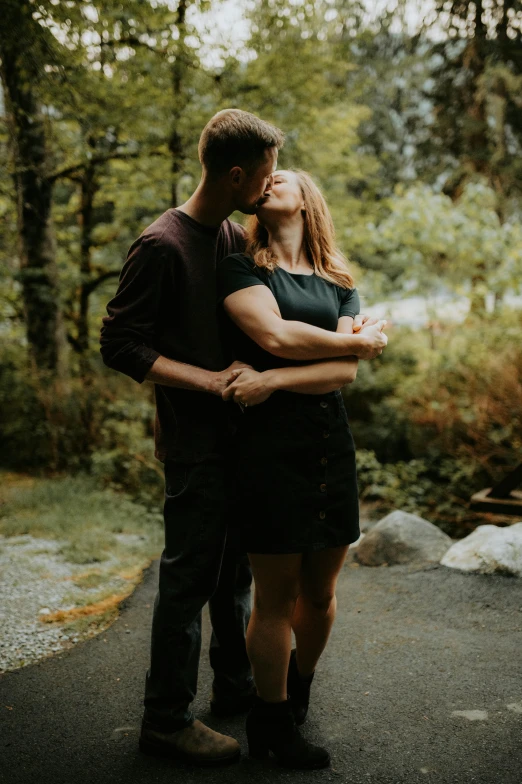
[245,696,329,770]
[287,649,314,725]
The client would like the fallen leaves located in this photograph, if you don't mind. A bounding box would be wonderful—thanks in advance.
[38,588,135,623]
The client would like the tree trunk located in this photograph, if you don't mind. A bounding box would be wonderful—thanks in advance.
[462,7,488,179]
[77,159,98,358]
[0,1,65,374]
[493,288,504,313]
[169,0,188,206]
[469,271,488,315]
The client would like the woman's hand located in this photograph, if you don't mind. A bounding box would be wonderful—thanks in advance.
[208,360,253,396]
[222,368,275,407]
[355,320,388,359]
[353,313,380,333]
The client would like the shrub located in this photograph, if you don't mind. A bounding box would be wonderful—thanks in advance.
[0,344,163,510]
[347,309,522,533]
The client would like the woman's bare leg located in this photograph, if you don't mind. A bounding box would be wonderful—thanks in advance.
[247,552,302,702]
[291,545,349,676]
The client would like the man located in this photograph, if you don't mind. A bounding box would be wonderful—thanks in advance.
[101,110,281,767]
[100,109,385,767]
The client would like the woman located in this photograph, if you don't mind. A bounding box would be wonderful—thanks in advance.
[216,170,387,770]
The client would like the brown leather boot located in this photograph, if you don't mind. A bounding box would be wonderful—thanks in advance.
[139,718,240,766]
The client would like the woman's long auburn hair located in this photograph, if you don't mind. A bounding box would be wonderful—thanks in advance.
[245,169,355,289]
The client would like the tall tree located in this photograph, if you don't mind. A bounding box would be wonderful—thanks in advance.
[169,0,189,207]
[37,0,175,360]
[0,0,66,374]
[428,0,522,207]
[424,1,522,310]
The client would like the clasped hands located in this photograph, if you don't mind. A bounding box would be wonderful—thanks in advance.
[221,314,387,410]
[222,366,273,409]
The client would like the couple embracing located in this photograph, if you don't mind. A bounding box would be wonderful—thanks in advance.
[100,109,387,770]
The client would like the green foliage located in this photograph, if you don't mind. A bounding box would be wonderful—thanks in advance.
[348,310,522,531]
[356,449,483,536]
[401,310,522,475]
[0,472,163,564]
[0,340,163,509]
[89,393,164,509]
[343,327,421,461]
[347,181,522,304]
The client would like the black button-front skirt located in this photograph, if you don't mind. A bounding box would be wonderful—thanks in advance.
[229,389,360,554]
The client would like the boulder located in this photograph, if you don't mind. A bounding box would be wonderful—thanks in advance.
[354,510,453,566]
[440,523,522,577]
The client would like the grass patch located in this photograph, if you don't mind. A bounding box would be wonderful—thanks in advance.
[1,471,162,649]
[62,582,130,608]
[0,471,163,565]
[40,589,135,623]
[59,529,115,564]
[42,561,153,625]
[63,609,117,637]
[71,571,106,589]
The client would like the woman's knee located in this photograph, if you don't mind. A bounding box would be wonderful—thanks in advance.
[249,553,301,618]
[299,589,336,614]
[298,546,347,613]
[253,584,300,618]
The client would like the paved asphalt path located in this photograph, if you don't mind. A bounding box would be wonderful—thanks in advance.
[1,559,521,784]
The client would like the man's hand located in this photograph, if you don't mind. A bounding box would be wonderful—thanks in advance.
[222,368,275,407]
[353,313,380,333]
[356,320,388,359]
[209,361,253,397]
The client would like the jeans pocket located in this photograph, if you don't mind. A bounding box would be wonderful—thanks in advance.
[164,461,188,498]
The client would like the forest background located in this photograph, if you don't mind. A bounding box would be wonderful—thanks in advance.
[1,0,521,564]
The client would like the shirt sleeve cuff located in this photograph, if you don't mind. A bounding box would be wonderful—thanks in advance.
[218,279,266,306]
[339,308,359,318]
[129,346,161,384]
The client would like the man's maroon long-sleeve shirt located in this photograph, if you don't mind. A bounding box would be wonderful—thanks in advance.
[100,208,245,462]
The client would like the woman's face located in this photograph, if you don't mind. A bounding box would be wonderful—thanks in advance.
[256,170,305,224]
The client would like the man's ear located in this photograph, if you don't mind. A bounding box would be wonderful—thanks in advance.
[229,166,243,185]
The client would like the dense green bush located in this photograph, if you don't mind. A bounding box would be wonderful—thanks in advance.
[356,449,484,536]
[343,327,421,461]
[89,395,164,509]
[0,342,163,510]
[348,309,522,532]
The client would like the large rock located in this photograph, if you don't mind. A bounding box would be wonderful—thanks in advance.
[440,523,522,577]
[354,510,453,566]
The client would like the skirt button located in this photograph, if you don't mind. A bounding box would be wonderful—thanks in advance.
[320,400,328,408]
[319,511,326,520]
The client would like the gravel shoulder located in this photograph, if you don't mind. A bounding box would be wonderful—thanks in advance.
[0,534,155,672]
[0,472,162,673]
[1,559,521,784]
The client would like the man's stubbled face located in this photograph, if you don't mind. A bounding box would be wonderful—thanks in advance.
[235,147,278,215]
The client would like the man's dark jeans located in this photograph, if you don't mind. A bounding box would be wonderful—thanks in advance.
[143,455,253,730]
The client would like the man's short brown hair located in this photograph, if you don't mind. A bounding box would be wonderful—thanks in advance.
[198,109,284,175]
